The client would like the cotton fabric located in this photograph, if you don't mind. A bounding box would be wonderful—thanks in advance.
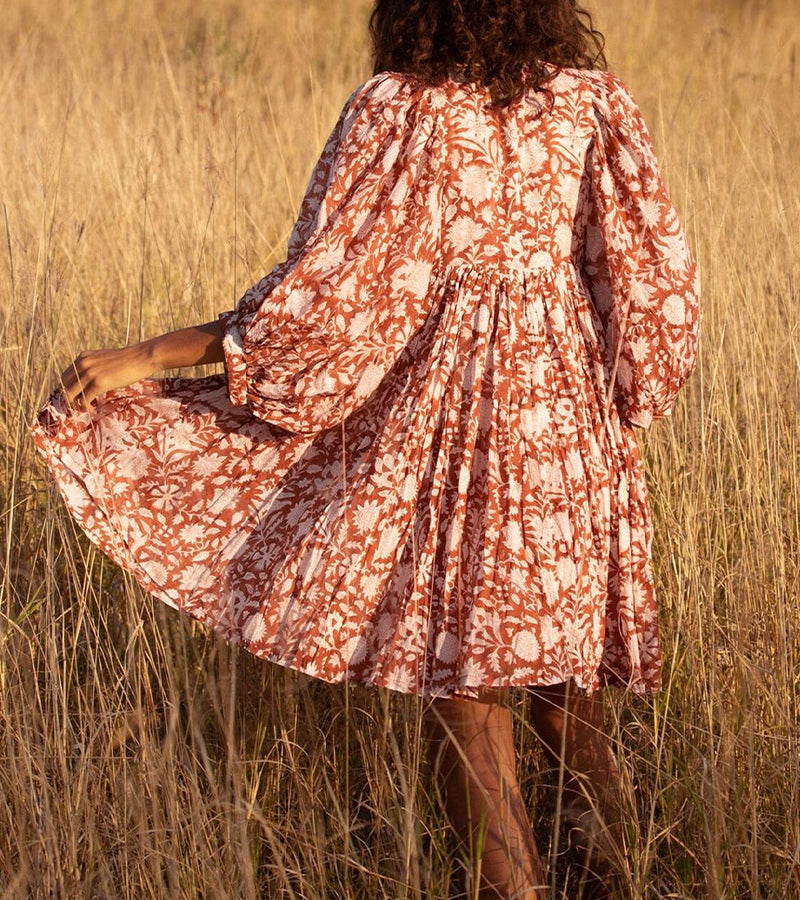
[31,64,701,700]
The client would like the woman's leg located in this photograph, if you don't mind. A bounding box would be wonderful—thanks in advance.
[526,680,631,889]
[422,687,548,900]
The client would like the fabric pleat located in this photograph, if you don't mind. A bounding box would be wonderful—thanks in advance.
[31,64,700,700]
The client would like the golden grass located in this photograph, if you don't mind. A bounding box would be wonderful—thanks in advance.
[2,0,799,896]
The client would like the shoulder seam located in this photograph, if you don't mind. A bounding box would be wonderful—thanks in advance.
[343,72,413,120]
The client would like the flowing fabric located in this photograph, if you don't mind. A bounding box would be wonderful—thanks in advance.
[30,65,701,700]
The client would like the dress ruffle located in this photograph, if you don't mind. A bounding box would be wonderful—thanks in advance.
[31,65,700,700]
[33,259,664,699]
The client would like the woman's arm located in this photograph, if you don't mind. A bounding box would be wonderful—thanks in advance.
[145,318,225,370]
[57,318,226,410]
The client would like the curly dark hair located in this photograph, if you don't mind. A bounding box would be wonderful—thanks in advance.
[368,0,607,112]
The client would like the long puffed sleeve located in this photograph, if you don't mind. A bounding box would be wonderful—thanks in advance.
[216,73,442,435]
[580,72,702,429]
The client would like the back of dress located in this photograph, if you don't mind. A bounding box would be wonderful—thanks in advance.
[32,65,701,701]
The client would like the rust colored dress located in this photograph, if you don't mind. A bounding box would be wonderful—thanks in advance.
[31,64,701,701]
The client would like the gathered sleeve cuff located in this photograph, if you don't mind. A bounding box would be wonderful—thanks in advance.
[218,309,248,406]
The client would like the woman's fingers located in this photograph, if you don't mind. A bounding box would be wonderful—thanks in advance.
[52,345,155,410]
[57,353,95,409]
[61,357,83,403]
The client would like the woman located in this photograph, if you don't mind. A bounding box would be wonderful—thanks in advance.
[31,0,701,897]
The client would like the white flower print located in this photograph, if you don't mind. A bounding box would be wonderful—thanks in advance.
[435,630,459,663]
[31,66,699,701]
[353,498,382,534]
[513,630,541,662]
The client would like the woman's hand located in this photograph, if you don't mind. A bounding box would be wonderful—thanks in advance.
[57,343,156,411]
[55,318,226,411]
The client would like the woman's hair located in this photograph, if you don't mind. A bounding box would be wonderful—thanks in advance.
[368,0,607,112]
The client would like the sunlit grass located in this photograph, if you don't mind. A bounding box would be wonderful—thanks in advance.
[2,0,798,896]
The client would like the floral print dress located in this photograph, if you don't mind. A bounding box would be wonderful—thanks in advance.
[31,64,701,701]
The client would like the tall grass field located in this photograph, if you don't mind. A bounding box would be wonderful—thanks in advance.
[1,0,798,896]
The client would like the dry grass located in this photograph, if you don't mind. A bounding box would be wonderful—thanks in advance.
[2,0,799,896]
